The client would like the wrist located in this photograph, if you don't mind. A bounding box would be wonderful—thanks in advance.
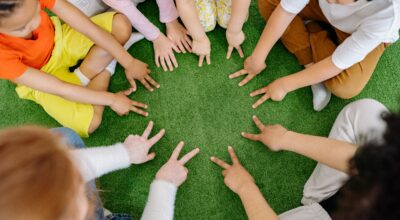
[237,181,257,196]
[107,92,117,107]
[281,131,296,151]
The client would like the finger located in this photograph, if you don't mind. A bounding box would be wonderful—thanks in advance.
[239,74,255,87]
[142,121,154,138]
[131,100,147,109]
[250,87,268,97]
[184,167,189,174]
[226,46,234,59]
[148,128,166,146]
[160,56,168,72]
[140,79,154,92]
[155,54,160,68]
[171,43,181,53]
[210,156,230,169]
[241,132,260,141]
[206,54,211,65]
[123,88,133,96]
[128,79,137,92]
[130,106,149,117]
[236,46,244,58]
[222,170,228,176]
[227,146,239,164]
[169,53,178,68]
[229,69,248,79]
[229,69,247,79]
[252,115,265,130]
[170,141,184,161]
[184,36,192,52]
[177,41,186,53]
[146,152,156,161]
[145,75,160,89]
[198,55,204,67]
[165,55,174,71]
[252,94,270,109]
[179,148,200,165]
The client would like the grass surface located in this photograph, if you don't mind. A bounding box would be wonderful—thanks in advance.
[1,1,400,219]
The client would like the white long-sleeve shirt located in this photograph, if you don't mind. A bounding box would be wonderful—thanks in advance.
[71,144,177,220]
[281,0,400,69]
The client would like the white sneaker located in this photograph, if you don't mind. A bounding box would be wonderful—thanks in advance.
[311,83,331,111]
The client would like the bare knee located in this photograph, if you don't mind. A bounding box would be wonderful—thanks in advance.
[88,112,103,134]
[112,13,132,44]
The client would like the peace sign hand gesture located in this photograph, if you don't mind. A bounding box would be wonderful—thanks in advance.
[241,115,289,152]
[229,55,266,87]
[211,146,255,194]
[123,121,165,164]
[156,141,200,186]
[250,79,288,109]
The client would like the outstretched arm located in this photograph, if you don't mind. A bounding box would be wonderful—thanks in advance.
[242,116,357,173]
[211,147,279,220]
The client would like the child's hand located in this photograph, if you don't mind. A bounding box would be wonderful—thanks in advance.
[192,35,211,67]
[123,121,165,164]
[250,79,288,108]
[211,146,255,195]
[110,89,149,117]
[125,58,160,92]
[241,116,289,151]
[226,29,245,59]
[166,19,192,53]
[153,33,180,72]
[229,55,266,86]
[156,141,200,186]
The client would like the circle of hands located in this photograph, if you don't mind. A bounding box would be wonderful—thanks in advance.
[112,22,286,118]
[126,115,289,190]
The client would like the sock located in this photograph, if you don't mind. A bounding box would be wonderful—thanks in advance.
[311,83,331,111]
[105,32,145,75]
[73,68,90,86]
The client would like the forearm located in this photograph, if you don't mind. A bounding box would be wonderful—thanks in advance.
[156,0,179,23]
[141,180,177,220]
[176,0,206,40]
[251,4,295,63]
[282,131,357,172]
[71,144,131,181]
[103,0,161,41]
[282,56,342,92]
[238,183,279,220]
[52,0,136,68]
[227,0,251,33]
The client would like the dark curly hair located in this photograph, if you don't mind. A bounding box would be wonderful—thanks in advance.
[333,112,400,220]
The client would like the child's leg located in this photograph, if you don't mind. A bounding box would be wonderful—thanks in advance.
[195,0,217,32]
[257,0,328,66]
[322,29,386,99]
[79,13,132,80]
[302,99,388,205]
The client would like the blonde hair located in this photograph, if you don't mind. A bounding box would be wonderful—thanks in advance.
[0,126,84,220]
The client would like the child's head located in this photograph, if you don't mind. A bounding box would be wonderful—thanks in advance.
[333,112,400,220]
[0,0,41,37]
[0,126,90,220]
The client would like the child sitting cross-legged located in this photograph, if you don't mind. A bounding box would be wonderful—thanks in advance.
[0,0,159,137]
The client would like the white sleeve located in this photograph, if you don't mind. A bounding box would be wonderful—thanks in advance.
[332,30,382,69]
[280,0,309,14]
[71,143,131,182]
[141,180,178,220]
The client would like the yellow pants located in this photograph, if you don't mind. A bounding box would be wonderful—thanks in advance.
[16,12,116,137]
[195,0,232,32]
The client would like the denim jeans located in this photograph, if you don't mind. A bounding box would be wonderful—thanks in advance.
[52,128,133,220]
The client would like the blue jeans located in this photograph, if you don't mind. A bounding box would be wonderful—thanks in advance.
[52,128,133,220]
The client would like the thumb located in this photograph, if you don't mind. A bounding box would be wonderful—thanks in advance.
[129,79,137,92]
[123,88,133,96]
[146,152,156,161]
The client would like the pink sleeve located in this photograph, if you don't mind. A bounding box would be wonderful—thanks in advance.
[103,0,160,41]
[156,0,179,23]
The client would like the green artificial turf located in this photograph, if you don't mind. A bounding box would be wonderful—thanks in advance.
[1,1,400,219]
